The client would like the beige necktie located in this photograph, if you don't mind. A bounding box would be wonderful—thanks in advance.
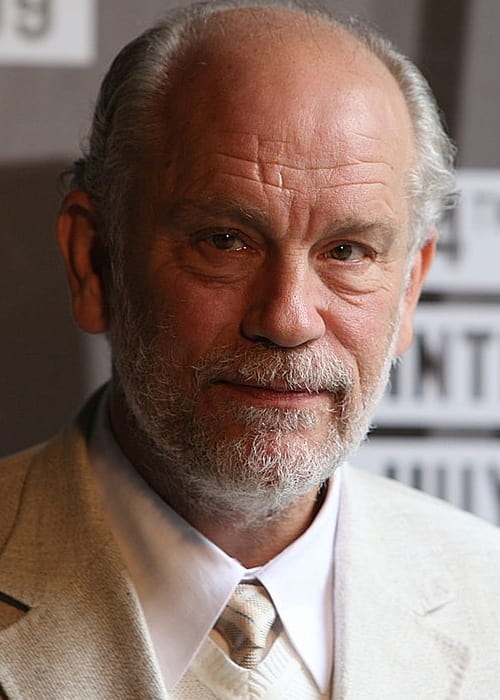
[214,582,278,668]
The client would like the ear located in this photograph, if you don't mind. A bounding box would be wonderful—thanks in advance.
[394,232,436,356]
[56,190,109,334]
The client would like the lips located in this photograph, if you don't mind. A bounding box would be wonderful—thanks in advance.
[219,380,321,394]
[211,380,328,410]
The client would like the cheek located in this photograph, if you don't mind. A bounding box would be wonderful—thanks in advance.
[324,293,401,370]
[152,272,248,361]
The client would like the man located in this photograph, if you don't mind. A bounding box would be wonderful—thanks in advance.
[1,1,499,698]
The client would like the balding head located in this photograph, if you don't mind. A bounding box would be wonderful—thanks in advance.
[154,8,415,258]
[69,0,455,261]
[167,7,413,148]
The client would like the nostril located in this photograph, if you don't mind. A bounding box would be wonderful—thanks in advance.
[250,336,283,348]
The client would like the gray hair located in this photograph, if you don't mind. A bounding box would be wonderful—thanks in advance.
[69,0,456,258]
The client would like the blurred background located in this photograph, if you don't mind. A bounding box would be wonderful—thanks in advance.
[1,0,499,520]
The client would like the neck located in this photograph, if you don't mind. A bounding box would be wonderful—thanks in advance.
[109,388,324,567]
[188,488,325,567]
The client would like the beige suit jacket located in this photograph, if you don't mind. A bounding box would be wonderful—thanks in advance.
[1,395,500,699]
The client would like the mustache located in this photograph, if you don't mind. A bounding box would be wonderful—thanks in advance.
[191,344,354,395]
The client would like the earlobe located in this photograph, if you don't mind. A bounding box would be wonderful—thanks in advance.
[394,233,436,356]
[56,190,109,334]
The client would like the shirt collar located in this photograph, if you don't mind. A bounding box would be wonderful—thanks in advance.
[255,470,340,692]
[88,389,340,692]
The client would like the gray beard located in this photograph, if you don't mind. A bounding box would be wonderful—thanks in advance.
[110,294,396,527]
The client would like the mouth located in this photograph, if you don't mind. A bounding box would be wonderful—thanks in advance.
[215,380,327,408]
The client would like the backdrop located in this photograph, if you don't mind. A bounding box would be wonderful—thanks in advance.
[1,0,499,521]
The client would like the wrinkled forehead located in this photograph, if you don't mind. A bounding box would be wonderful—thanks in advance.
[160,8,414,168]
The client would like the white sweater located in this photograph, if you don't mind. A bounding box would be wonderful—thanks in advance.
[171,632,330,699]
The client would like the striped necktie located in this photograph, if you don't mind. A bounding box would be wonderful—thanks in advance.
[214,582,278,668]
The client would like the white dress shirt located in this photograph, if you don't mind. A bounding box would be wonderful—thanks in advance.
[88,391,341,693]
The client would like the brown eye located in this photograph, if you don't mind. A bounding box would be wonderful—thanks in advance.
[326,243,366,261]
[209,232,247,251]
[329,244,352,260]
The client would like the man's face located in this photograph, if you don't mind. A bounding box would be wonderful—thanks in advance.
[107,17,428,521]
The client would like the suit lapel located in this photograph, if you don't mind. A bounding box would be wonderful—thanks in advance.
[0,408,167,699]
[332,467,470,700]
[0,545,166,699]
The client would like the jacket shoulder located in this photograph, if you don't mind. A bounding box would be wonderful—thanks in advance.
[0,444,47,554]
[0,388,103,556]
[344,464,500,561]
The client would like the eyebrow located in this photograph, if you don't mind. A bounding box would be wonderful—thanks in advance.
[322,218,400,245]
[160,197,400,245]
[160,197,271,232]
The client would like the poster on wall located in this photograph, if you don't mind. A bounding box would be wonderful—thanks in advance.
[0,0,96,66]
[352,169,500,523]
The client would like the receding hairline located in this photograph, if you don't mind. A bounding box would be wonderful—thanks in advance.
[186,4,352,43]
[160,4,405,97]
[149,4,415,158]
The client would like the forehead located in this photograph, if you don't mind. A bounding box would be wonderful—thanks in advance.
[167,11,412,136]
[148,9,414,226]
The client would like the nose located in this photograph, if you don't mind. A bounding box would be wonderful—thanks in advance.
[240,256,327,348]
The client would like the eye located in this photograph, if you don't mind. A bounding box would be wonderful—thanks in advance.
[189,226,257,272]
[325,243,368,262]
[207,231,248,251]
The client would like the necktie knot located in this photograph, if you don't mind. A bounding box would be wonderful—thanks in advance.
[214,582,277,668]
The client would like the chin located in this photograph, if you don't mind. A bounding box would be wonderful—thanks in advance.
[143,418,353,525]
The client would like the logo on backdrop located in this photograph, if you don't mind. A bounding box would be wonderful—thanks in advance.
[0,0,95,66]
